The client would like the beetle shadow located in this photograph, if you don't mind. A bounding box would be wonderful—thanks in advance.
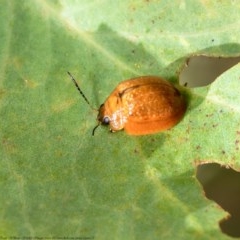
[132,134,166,159]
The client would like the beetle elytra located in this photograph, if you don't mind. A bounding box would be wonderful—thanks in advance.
[68,73,186,136]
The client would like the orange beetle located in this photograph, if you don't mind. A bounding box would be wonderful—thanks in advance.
[68,73,186,135]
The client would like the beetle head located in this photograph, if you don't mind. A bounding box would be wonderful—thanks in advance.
[92,104,110,135]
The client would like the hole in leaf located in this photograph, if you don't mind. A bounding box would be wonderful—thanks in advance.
[179,55,240,88]
[196,162,240,238]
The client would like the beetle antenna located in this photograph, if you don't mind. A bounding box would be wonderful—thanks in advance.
[92,122,100,136]
[68,71,95,110]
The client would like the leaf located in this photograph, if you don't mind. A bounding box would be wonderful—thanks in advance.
[1,1,240,239]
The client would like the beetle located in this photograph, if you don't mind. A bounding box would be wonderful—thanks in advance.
[68,73,186,136]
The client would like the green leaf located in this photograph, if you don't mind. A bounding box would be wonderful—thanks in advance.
[1,1,240,239]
